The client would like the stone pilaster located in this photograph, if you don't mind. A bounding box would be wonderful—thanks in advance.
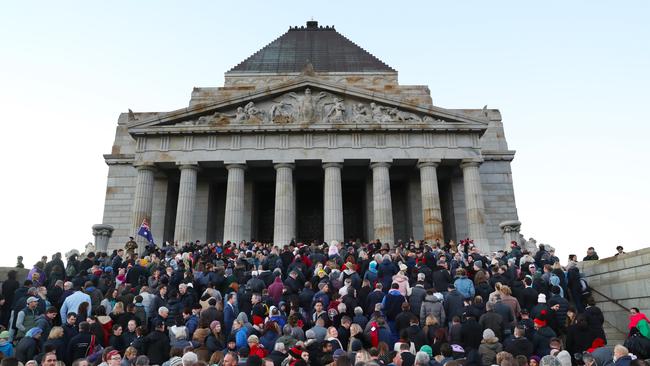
[323,162,344,244]
[273,163,295,247]
[174,163,199,245]
[461,160,490,249]
[223,164,246,244]
[371,162,394,246]
[92,224,114,253]
[131,164,156,255]
[418,161,444,242]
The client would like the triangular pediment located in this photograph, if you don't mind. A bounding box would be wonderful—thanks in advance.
[128,77,488,133]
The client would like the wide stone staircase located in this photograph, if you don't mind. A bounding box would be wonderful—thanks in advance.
[578,247,650,347]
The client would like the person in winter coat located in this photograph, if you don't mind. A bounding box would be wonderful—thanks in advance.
[444,284,465,324]
[478,329,503,366]
[432,261,453,293]
[43,327,66,362]
[16,297,40,340]
[409,277,427,316]
[504,325,533,358]
[566,314,599,356]
[392,263,411,296]
[381,283,406,321]
[66,321,94,365]
[377,256,397,291]
[420,290,445,325]
[613,345,632,366]
[460,314,483,351]
[453,269,475,300]
[0,331,14,357]
[267,275,284,306]
[15,327,43,363]
[143,320,171,365]
[532,313,556,357]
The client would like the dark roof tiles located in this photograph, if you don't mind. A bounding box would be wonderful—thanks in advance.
[228,21,395,74]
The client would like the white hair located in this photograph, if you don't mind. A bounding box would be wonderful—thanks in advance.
[274,342,286,352]
[415,351,431,365]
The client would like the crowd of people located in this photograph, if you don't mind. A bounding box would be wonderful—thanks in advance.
[0,238,648,366]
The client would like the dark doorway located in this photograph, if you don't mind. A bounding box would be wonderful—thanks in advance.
[254,182,275,242]
[342,181,365,242]
[296,181,324,243]
[163,181,179,243]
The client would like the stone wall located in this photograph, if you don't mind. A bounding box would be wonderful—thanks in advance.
[102,164,136,249]
[578,247,650,334]
[480,160,519,253]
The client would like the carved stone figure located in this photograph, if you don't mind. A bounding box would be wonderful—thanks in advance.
[423,116,445,124]
[352,103,371,123]
[370,102,391,123]
[244,102,266,123]
[325,99,345,123]
[233,107,247,124]
[288,88,327,123]
[270,101,294,124]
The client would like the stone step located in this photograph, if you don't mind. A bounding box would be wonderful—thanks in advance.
[603,320,627,346]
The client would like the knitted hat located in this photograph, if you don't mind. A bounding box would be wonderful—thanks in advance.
[474,260,483,269]
[0,331,9,339]
[169,357,182,366]
[333,349,346,359]
[540,355,562,366]
[289,346,303,358]
[556,351,571,366]
[399,263,408,272]
[420,345,433,356]
[538,293,547,303]
[210,320,220,331]
[534,310,548,327]
[26,327,43,338]
[482,328,496,340]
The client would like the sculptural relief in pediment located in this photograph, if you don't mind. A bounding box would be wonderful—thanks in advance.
[175,88,446,126]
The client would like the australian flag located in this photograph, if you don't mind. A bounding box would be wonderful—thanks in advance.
[137,219,155,244]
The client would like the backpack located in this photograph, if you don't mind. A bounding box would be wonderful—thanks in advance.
[66,264,77,277]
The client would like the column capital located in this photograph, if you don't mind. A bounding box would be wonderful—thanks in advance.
[322,162,343,169]
[176,162,200,171]
[460,159,483,169]
[274,163,295,170]
[225,163,247,171]
[133,163,156,172]
[370,162,391,169]
[417,160,441,169]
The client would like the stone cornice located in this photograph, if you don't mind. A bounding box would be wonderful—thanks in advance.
[129,123,487,136]
[103,154,135,165]
[482,150,516,161]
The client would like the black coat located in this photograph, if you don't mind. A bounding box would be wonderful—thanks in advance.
[460,318,483,350]
[520,287,538,312]
[406,324,428,350]
[67,331,93,365]
[504,336,533,358]
[15,336,39,363]
[432,267,452,292]
[143,330,171,365]
[566,323,598,355]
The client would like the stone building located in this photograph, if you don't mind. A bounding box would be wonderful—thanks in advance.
[100,21,518,253]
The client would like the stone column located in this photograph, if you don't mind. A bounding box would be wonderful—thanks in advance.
[371,162,394,246]
[418,161,444,242]
[223,164,246,244]
[499,220,522,251]
[92,224,114,253]
[131,164,156,255]
[323,162,344,244]
[461,160,490,248]
[273,163,295,247]
[174,163,199,245]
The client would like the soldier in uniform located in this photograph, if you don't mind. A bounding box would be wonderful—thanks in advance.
[125,237,138,256]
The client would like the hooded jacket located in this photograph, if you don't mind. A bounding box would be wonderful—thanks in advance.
[420,293,445,325]
[478,338,503,366]
[532,326,556,356]
[268,276,284,305]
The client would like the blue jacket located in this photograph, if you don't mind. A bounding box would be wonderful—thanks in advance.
[454,276,475,299]
[235,327,248,349]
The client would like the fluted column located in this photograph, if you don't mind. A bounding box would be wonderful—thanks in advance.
[131,164,156,255]
[323,163,344,244]
[223,164,246,244]
[461,160,489,248]
[418,161,444,242]
[174,163,199,245]
[273,163,295,247]
[371,162,394,246]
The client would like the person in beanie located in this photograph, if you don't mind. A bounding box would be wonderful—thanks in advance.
[478,328,503,366]
[15,327,42,363]
[532,310,557,357]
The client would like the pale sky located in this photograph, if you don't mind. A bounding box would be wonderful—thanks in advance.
[1,1,648,267]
